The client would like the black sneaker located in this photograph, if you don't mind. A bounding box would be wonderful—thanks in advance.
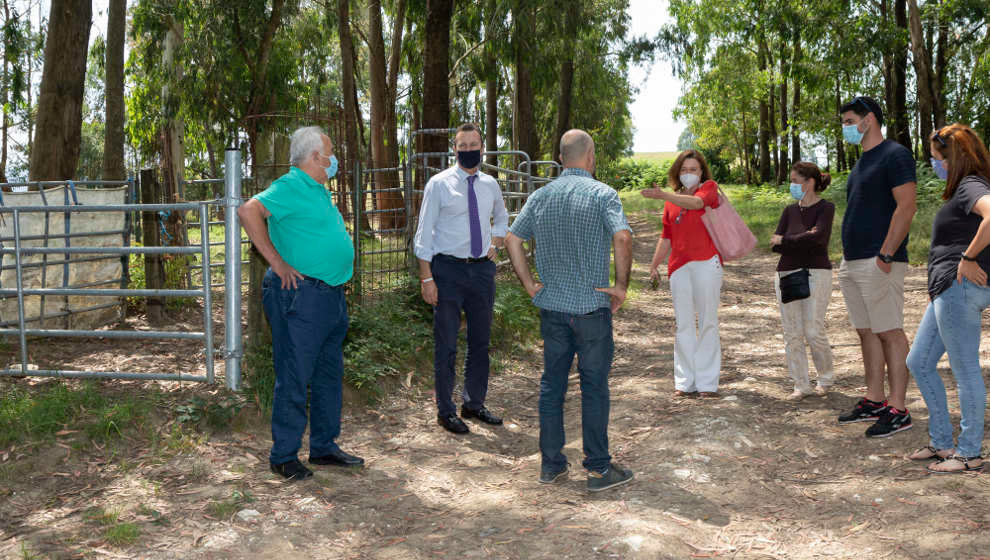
[539,463,569,484]
[270,459,313,481]
[587,463,634,492]
[837,398,887,424]
[865,407,913,438]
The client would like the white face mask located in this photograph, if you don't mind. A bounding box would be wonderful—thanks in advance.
[679,173,701,190]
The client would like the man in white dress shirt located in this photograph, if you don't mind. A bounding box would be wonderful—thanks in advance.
[413,123,509,434]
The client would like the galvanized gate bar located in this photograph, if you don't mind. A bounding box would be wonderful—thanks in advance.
[12,210,28,374]
[200,203,215,384]
[0,329,206,340]
[223,148,243,391]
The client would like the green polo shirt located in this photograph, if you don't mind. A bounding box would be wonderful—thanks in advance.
[253,167,354,286]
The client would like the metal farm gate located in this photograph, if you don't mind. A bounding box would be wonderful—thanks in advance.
[346,127,556,297]
[0,150,246,390]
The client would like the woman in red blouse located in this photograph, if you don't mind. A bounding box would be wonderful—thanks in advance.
[643,150,723,398]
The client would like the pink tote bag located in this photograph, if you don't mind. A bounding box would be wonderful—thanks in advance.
[700,187,757,261]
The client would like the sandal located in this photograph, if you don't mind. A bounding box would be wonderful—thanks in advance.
[673,390,697,398]
[927,454,984,474]
[698,391,720,398]
[907,445,952,461]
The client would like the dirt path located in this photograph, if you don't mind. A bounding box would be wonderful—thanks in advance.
[3,212,990,559]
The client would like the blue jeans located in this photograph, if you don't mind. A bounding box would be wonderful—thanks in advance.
[431,255,496,417]
[262,269,349,465]
[907,279,990,457]
[538,307,614,473]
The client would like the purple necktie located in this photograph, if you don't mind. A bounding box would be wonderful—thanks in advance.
[467,175,483,258]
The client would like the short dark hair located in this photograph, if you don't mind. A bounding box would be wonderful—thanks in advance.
[839,96,885,126]
[454,123,483,142]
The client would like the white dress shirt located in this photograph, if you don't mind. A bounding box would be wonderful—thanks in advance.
[414,166,509,261]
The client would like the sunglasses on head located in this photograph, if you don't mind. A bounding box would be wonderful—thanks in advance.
[854,97,873,116]
[933,128,948,147]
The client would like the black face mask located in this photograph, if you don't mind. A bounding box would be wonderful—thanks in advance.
[456,149,482,169]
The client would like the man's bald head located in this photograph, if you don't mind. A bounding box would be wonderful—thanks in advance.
[559,129,595,167]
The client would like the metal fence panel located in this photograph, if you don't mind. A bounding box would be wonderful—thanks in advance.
[0,157,244,386]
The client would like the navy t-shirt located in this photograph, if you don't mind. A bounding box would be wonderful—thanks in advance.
[841,140,917,262]
[927,175,990,298]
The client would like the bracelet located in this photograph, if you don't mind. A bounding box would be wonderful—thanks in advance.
[961,252,978,262]
[421,277,434,284]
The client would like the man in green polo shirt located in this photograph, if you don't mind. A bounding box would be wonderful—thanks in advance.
[239,126,362,481]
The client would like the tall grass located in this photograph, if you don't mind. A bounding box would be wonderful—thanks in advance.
[0,381,154,447]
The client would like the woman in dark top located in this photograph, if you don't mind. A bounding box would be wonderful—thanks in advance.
[770,162,836,400]
[905,124,990,473]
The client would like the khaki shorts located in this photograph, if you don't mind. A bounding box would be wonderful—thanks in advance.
[837,258,907,333]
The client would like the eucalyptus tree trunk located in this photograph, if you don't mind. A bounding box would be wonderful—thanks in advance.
[552,1,579,166]
[907,0,936,159]
[29,0,92,181]
[423,0,453,157]
[757,32,771,183]
[103,0,126,181]
[512,0,538,160]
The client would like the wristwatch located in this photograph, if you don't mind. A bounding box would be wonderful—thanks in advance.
[961,252,978,262]
[877,253,893,264]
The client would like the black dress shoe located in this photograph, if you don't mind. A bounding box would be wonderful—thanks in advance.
[309,448,365,467]
[461,405,503,425]
[438,413,470,434]
[270,459,313,481]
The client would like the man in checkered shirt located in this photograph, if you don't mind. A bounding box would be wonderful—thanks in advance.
[504,129,635,493]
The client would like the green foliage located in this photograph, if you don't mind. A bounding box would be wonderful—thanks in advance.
[661,0,990,184]
[599,157,673,191]
[104,522,141,547]
[84,507,120,526]
[84,507,141,547]
[490,279,541,349]
[244,342,276,413]
[343,281,435,395]
[0,381,152,447]
[174,394,246,431]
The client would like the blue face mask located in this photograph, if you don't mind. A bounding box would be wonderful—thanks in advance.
[842,124,864,145]
[789,182,805,200]
[324,154,338,180]
[930,157,948,180]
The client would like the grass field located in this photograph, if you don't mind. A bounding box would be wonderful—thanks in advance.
[631,151,679,164]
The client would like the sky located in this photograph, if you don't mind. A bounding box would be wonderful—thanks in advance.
[626,0,685,153]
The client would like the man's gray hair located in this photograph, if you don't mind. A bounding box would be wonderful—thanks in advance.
[560,129,594,164]
[289,126,327,166]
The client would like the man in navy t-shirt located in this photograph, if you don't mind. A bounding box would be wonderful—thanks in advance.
[835,96,918,438]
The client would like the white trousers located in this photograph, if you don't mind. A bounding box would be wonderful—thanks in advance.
[669,255,723,392]
[774,268,835,393]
